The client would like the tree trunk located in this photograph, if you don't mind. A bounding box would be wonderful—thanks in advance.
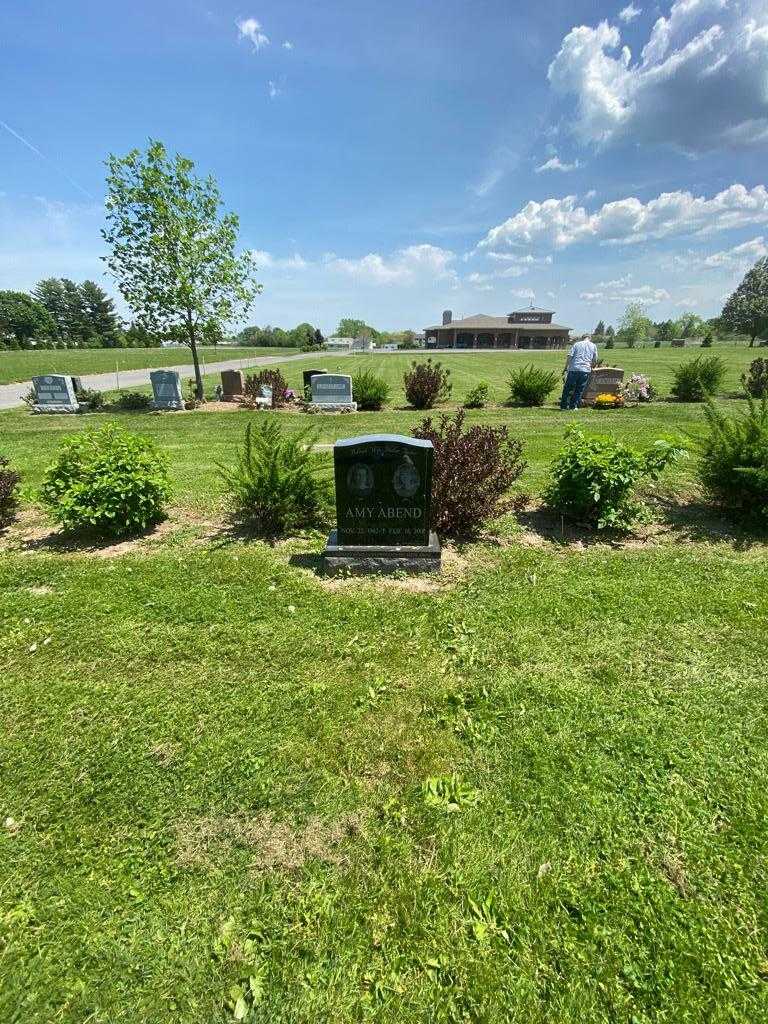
[185,309,204,400]
[750,333,756,347]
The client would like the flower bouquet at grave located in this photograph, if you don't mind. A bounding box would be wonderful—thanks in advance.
[619,374,656,404]
[592,392,625,409]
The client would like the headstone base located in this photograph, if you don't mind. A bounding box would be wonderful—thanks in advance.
[322,530,441,576]
[307,402,358,414]
[150,400,185,411]
[32,403,82,414]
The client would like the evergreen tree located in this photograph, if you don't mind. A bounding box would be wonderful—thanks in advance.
[79,280,121,346]
[594,320,606,336]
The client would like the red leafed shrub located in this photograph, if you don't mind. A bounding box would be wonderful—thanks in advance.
[413,409,526,537]
[403,359,452,410]
[244,369,289,409]
[0,455,21,525]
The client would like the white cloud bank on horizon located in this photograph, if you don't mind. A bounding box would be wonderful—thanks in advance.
[478,184,768,251]
[548,0,768,152]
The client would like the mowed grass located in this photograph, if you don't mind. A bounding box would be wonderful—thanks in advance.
[0,346,297,385]
[2,343,768,1022]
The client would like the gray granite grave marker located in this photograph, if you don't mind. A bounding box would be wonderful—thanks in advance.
[322,434,440,574]
[150,369,184,410]
[310,373,356,412]
[31,374,80,414]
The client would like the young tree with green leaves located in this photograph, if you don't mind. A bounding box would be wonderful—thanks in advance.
[617,302,653,348]
[722,257,768,347]
[102,140,260,398]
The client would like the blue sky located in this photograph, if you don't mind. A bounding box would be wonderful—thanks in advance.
[2,0,768,333]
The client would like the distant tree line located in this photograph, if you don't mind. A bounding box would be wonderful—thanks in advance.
[0,280,161,350]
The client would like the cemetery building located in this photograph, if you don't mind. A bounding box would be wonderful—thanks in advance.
[424,308,571,350]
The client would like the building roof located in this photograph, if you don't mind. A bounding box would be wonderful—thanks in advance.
[424,314,570,332]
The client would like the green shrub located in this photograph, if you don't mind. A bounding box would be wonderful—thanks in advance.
[0,455,21,525]
[507,364,559,407]
[413,410,526,537]
[219,419,332,536]
[671,355,727,402]
[742,357,768,398]
[403,359,452,409]
[463,382,490,409]
[544,427,684,531]
[697,398,768,527]
[352,370,390,411]
[702,332,714,348]
[115,391,152,411]
[75,387,105,411]
[40,425,171,535]
[244,369,290,409]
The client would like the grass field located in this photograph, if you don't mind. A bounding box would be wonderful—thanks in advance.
[0,346,297,385]
[2,344,768,1022]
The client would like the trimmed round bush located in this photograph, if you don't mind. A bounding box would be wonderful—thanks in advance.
[463,382,490,409]
[115,391,152,411]
[352,370,390,411]
[40,425,171,535]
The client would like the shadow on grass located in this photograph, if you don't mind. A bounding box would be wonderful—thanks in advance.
[20,519,167,554]
[287,552,325,574]
[513,499,767,550]
[653,497,768,549]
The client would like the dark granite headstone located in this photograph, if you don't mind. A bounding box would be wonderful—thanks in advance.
[221,369,244,399]
[334,434,433,546]
[323,434,440,574]
[303,368,328,393]
[31,374,80,413]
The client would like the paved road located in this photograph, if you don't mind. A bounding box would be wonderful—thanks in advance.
[0,351,344,410]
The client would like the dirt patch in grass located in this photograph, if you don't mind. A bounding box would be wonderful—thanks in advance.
[1,507,191,557]
[176,810,365,872]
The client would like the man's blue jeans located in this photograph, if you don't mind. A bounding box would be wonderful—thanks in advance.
[560,370,591,410]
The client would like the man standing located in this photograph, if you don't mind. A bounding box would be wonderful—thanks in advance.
[560,335,598,410]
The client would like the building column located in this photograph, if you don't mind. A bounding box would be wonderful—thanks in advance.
[473,333,478,349]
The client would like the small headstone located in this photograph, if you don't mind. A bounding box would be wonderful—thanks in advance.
[671,338,686,348]
[31,374,80,414]
[310,373,356,412]
[260,384,273,405]
[581,367,625,407]
[302,368,328,393]
[150,369,184,410]
[323,434,440,575]
[220,369,244,400]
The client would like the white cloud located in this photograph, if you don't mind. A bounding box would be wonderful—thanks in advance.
[486,252,553,266]
[535,156,581,173]
[511,288,536,299]
[619,4,642,23]
[672,235,768,271]
[548,0,768,152]
[282,40,293,50]
[478,184,768,251]
[328,244,458,286]
[251,250,309,270]
[580,282,671,304]
[268,80,281,99]
[237,17,270,51]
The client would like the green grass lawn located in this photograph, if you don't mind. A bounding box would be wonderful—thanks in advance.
[0,346,297,385]
[2,344,768,1022]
